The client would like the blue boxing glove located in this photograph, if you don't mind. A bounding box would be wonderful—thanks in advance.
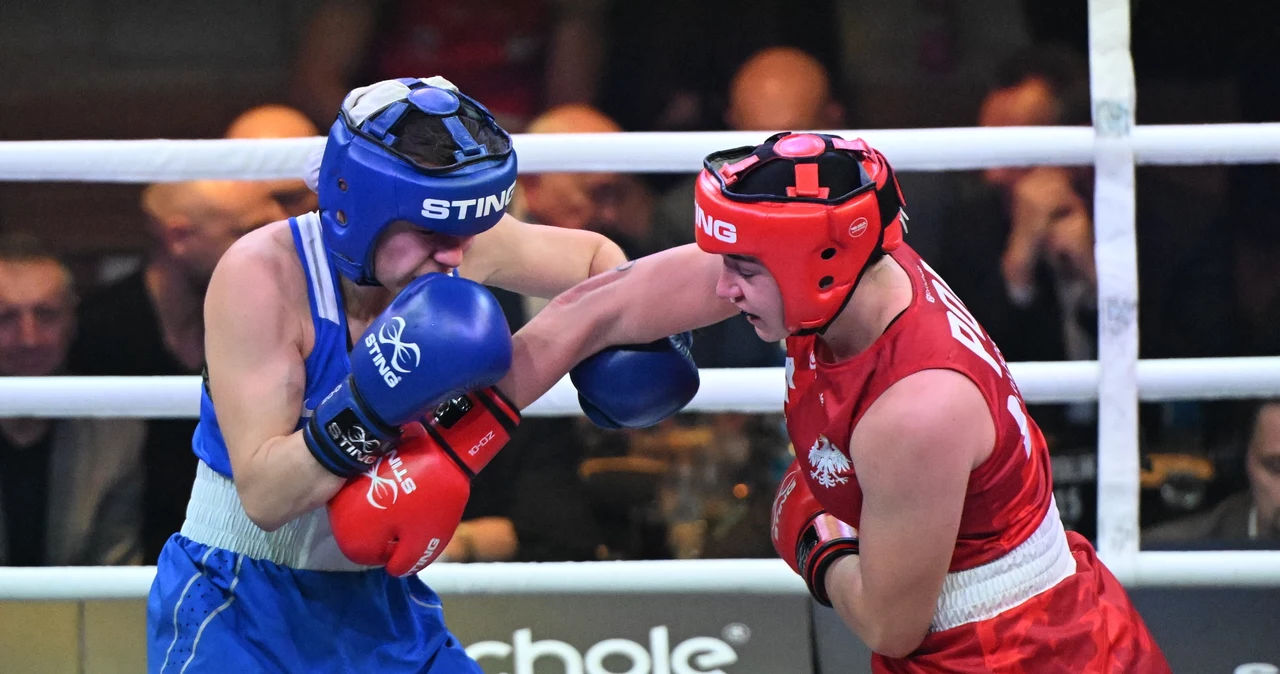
[304,273,512,477]
[570,332,699,429]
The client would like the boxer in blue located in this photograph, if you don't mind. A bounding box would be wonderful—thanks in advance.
[147,76,698,673]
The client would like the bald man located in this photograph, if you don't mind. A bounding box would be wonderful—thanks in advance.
[709,45,953,263]
[225,105,321,216]
[71,180,286,562]
[653,47,844,254]
[726,47,844,132]
[649,48,834,371]
[225,104,318,139]
[516,104,655,257]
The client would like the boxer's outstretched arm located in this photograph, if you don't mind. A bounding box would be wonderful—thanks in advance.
[498,244,737,409]
[206,236,345,531]
[460,214,628,298]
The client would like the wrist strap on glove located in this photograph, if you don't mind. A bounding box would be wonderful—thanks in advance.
[797,513,860,607]
[422,387,521,476]
[303,375,400,477]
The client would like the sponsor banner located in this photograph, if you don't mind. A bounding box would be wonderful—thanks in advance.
[443,593,812,674]
[1,586,1277,672]
[1128,587,1280,672]
[812,588,1280,673]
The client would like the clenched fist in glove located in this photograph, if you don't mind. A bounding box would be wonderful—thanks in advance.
[303,273,512,478]
[771,460,860,607]
[327,387,520,576]
[570,331,699,429]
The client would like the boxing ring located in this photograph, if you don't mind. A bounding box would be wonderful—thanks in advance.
[0,358,1278,602]
[2,2,1280,669]
[4,139,1280,672]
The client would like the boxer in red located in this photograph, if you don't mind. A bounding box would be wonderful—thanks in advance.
[509,132,1171,672]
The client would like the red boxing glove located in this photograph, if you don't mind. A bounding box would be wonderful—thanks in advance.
[327,387,520,576]
[771,460,860,607]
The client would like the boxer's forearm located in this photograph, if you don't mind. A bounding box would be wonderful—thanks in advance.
[235,431,346,532]
[825,556,878,647]
[499,245,733,410]
[826,555,929,659]
[497,294,606,410]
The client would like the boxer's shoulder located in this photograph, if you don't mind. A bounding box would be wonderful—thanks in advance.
[224,220,297,267]
[218,222,306,300]
[207,221,309,347]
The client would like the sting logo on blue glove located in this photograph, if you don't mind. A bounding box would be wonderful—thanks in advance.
[325,410,383,466]
[364,316,421,387]
[303,274,514,478]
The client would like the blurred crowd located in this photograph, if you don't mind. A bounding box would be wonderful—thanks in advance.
[2,0,1280,568]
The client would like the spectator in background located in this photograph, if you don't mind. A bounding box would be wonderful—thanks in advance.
[224,104,321,217]
[0,233,144,566]
[289,0,607,131]
[517,104,657,259]
[649,49,842,369]
[724,46,845,133]
[447,102,670,562]
[937,44,1097,376]
[935,47,1094,539]
[658,45,954,260]
[651,47,842,253]
[517,104,784,560]
[598,0,841,133]
[934,44,1239,539]
[70,181,285,563]
[1145,400,1280,547]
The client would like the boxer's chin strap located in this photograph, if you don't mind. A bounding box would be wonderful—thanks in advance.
[421,387,521,476]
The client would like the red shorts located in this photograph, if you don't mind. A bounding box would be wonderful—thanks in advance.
[873,532,1170,673]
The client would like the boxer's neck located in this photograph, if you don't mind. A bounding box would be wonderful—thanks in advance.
[818,255,913,363]
[338,276,393,336]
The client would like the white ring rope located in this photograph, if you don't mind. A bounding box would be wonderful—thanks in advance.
[2,358,1279,419]
[3,124,1280,181]
[0,554,1277,602]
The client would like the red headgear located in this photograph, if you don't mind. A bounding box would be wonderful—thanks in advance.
[694,133,905,334]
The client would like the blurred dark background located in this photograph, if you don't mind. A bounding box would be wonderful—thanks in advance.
[2,0,1280,571]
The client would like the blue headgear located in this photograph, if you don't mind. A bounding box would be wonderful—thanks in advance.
[317,77,518,285]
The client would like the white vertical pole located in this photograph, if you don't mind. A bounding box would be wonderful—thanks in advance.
[1088,0,1141,562]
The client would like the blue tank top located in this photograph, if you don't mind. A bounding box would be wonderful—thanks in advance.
[192,213,353,478]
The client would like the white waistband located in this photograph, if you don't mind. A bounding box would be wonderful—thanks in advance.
[181,461,371,572]
[930,498,1077,632]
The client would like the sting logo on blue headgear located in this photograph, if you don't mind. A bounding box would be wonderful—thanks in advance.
[317,77,518,285]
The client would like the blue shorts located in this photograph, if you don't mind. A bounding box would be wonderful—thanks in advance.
[148,534,481,674]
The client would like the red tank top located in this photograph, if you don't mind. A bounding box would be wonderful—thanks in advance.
[784,245,1054,571]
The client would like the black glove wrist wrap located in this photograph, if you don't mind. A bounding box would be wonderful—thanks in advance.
[797,513,860,608]
[303,375,400,477]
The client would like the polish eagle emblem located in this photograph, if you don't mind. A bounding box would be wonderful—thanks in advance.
[808,435,851,488]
